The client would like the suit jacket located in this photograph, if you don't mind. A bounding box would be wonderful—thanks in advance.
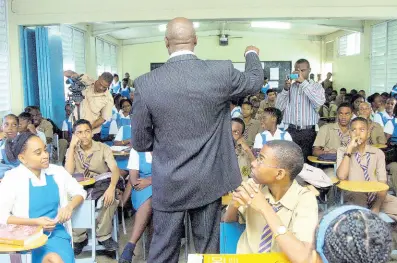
[131,52,264,211]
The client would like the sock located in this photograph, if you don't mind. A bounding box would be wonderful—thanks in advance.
[120,242,136,261]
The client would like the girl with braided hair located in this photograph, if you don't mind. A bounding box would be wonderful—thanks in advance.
[0,132,86,263]
[314,205,392,263]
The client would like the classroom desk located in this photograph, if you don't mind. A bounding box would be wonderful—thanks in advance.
[112,151,130,157]
[78,178,95,187]
[373,144,387,149]
[0,234,48,253]
[332,178,389,204]
[188,253,289,262]
[308,156,336,165]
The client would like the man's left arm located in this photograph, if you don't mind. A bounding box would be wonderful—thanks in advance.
[373,151,388,213]
[103,146,121,207]
[300,81,326,109]
[131,83,154,152]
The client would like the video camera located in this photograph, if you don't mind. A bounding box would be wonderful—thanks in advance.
[66,75,86,105]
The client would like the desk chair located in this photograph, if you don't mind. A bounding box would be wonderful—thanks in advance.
[0,254,30,263]
[188,253,290,263]
[220,222,246,254]
[72,200,119,263]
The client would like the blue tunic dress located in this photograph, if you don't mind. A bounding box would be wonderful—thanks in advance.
[116,113,131,129]
[131,152,152,210]
[115,125,133,170]
[29,174,74,263]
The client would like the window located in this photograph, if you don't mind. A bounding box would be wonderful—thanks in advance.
[61,26,86,73]
[96,38,118,77]
[370,21,397,94]
[0,0,10,114]
[338,32,361,56]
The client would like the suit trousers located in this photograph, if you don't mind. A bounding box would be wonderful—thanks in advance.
[288,127,316,162]
[147,198,221,263]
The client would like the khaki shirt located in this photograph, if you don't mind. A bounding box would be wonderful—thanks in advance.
[236,180,318,253]
[322,103,337,118]
[37,119,53,140]
[243,119,261,147]
[67,140,117,178]
[369,121,387,145]
[259,99,276,110]
[75,75,114,134]
[337,145,387,182]
[313,122,350,151]
[235,146,251,182]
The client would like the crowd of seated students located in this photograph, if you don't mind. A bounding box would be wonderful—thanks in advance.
[2,67,397,263]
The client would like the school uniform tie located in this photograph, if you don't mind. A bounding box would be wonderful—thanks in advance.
[337,129,350,147]
[78,151,94,178]
[258,203,283,253]
[354,152,376,207]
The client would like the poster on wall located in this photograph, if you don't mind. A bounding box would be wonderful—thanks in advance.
[232,62,265,72]
[270,68,279,80]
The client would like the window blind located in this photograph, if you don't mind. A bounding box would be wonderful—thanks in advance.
[338,32,361,57]
[60,25,86,73]
[0,0,10,114]
[96,38,118,76]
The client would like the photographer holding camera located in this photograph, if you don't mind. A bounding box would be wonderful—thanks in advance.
[64,70,114,141]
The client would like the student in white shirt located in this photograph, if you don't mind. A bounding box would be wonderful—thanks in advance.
[0,114,19,162]
[120,78,133,99]
[110,74,122,94]
[0,132,86,263]
[374,97,396,128]
[253,107,292,149]
[230,99,243,118]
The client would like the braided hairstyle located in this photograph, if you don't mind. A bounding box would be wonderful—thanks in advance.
[322,209,392,263]
[4,132,37,163]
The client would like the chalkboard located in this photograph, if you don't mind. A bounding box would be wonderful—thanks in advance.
[150,63,165,71]
[262,61,292,92]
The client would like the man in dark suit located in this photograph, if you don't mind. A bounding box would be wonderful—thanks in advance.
[131,17,263,263]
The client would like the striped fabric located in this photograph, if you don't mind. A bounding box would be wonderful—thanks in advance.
[258,203,283,253]
[354,152,377,207]
[276,81,325,127]
[77,151,94,178]
[337,129,350,147]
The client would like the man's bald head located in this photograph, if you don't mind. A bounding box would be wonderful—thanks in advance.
[165,17,197,54]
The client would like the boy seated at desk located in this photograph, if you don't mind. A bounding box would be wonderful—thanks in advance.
[223,140,318,262]
[253,107,292,150]
[337,117,397,221]
[313,103,353,156]
[358,102,387,145]
[65,119,121,255]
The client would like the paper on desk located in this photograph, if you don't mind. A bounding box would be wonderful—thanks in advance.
[110,146,129,152]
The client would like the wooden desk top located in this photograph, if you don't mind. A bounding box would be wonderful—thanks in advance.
[79,178,95,186]
[308,156,336,165]
[332,178,389,193]
[112,151,130,157]
[373,144,387,149]
[0,234,48,252]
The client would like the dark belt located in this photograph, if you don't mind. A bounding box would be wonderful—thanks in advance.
[288,124,315,131]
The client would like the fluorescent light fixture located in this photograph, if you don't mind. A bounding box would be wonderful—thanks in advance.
[251,21,291,29]
[159,22,200,32]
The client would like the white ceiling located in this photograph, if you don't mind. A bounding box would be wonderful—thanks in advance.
[85,19,365,45]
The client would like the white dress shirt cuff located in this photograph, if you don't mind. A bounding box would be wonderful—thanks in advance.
[244,50,258,57]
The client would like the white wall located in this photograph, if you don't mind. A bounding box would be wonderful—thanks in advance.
[122,36,322,80]
[321,21,382,93]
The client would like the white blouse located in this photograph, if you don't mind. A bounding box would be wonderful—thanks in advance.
[0,164,87,234]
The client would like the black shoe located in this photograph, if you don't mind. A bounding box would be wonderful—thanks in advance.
[99,238,119,251]
[73,238,88,255]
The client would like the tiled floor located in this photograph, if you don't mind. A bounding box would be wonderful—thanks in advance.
[78,214,188,263]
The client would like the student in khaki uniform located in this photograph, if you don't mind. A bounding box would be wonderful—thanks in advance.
[358,102,386,145]
[65,119,120,254]
[231,118,255,181]
[241,101,262,147]
[64,70,114,140]
[337,117,397,221]
[313,102,353,156]
[259,89,277,110]
[25,106,54,143]
[223,140,318,262]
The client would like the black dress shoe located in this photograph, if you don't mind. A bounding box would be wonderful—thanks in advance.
[73,238,88,255]
[99,237,119,251]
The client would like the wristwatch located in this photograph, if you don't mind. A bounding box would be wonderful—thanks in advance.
[274,226,287,239]
[344,152,352,158]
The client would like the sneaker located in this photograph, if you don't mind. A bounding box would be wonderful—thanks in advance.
[73,238,88,255]
[99,237,119,251]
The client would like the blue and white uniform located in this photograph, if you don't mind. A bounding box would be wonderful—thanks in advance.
[253,129,293,149]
